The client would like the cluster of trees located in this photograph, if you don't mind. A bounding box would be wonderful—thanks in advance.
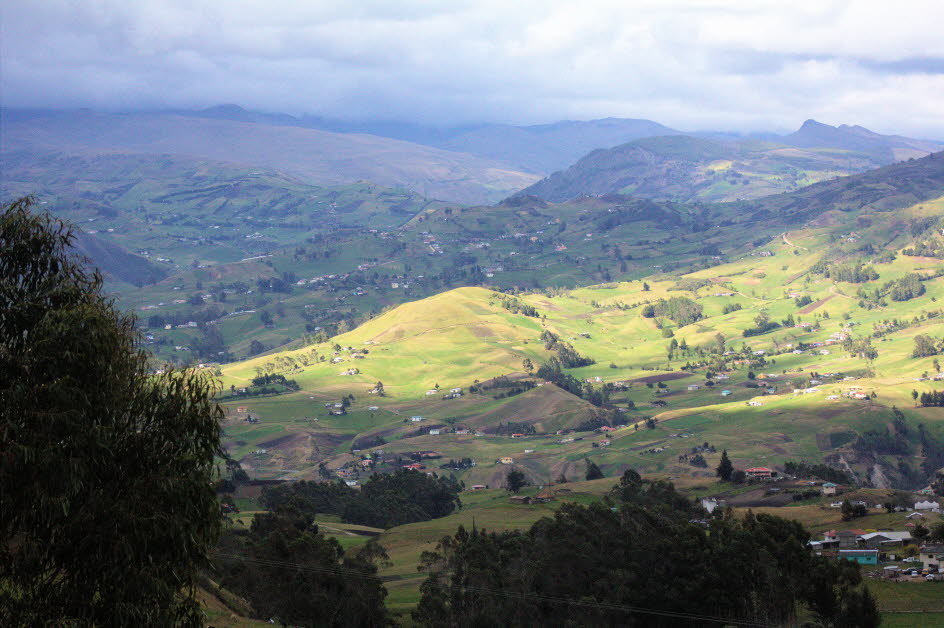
[721,302,742,314]
[811,260,879,283]
[742,312,780,337]
[912,334,940,358]
[853,427,911,455]
[887,273,926,301]
[917,390,944,407]
[215,509,390,626]
[903,240,944,258]
[540,329,595,368]
[412,470,878,627]
[260,470,463,529]
[640,296,704,326]
[497,295,540,317]
[783,461,851,484]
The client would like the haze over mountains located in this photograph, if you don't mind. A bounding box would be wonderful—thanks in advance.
[518,121,944,203]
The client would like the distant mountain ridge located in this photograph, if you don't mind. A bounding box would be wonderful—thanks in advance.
[517,121,944,204]
[0,109,539,205]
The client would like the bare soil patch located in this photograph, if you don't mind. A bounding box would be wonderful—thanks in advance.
[799,294,835,314]
[629,371,694,385]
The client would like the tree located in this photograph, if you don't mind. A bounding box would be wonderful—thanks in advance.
[913,389,920,406]
[522,357,534,374]
[374,381,385,396]
[217,510,389,626]
[506,470,528,494]
[585,459,604,480]
[929,522,944,543]
[0,198,223,626]
[248,339,266,356]
[716,450,734,481]
[913,522,930,542]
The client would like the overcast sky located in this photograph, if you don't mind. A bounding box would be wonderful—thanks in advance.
[3,1,944,137]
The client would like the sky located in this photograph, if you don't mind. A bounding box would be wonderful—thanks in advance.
[3,0,944,138]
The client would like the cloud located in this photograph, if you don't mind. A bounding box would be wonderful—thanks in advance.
[2,0,943,137]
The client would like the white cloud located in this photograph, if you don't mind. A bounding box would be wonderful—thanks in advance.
[2,0,943,137]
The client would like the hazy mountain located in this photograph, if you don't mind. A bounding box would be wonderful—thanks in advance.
[518,122,944,203]
[436,118,683,173]
[0,110,539,205]
[783,119,944,162]
[143,106,683,174]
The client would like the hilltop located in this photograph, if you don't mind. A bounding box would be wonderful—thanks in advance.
[518,122,944,203]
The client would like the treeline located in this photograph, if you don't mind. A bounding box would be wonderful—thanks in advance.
[215,510,390,626]
[260,470,462,529]
[811,260,879,283]
[641,296,704,326]
[250,373,300,389]
[919,390,944,407]
[498,296,540,317]
[412,469,879,627]
[783,461,851,484]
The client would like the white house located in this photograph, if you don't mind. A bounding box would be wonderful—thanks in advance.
[915,500,941,511]
[429,429,440,436]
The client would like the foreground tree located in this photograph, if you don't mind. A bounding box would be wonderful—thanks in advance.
[0,198,223,625]
[217,510,390,627]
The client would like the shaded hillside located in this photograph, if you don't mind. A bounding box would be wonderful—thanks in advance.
[519,123,943,204]
[0,110,539,204]
[740,150,944,227]
[72,231,168,287]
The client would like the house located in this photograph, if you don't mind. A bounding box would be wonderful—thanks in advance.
[915,500,941,511]
[411,416,424,422]
[747,400,763,407]
[533,488,556,503]
[720,390,732,397]
[859,532,910,550]
[511,433,525,439]
[450,387,462,394]
[500,456,514,465]
[838,549,878,565]
[470,484,487,491]
[745,467,774,479]
[429,429,440,436]
[599,439,611,447]
[344,480,359,488]
[425,389,438,396]
[360,459,373,468]
[906,512,925,519]
[509,495,532,505]
[236,406,249,413]
[687,384,701,391]
[919,545,944,570]
[838,530,860,548]
[821,482,838,496]
[367,406,379,411]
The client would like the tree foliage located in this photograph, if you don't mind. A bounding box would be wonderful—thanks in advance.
[0,198,223,626]
[216,510,390,627]
[413,470,877,627]
[261,470,462,529]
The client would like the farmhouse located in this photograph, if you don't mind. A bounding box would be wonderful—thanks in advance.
[533,488,556,503]
[745,467,774,480]
[500,456,514,465]
[915,500,941,512]
[509,495,532,505]
[429,429,440,436]
[411,416,425,422]
[920,545,944,570]
[821,482,838,496]
[838,549,878,565]
[687,384,701,391]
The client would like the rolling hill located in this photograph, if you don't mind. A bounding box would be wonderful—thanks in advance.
[518,123,944,204]
[0,109,539,204]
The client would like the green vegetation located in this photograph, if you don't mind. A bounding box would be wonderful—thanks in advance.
[413,470,879,627]
[0,199,223,626]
